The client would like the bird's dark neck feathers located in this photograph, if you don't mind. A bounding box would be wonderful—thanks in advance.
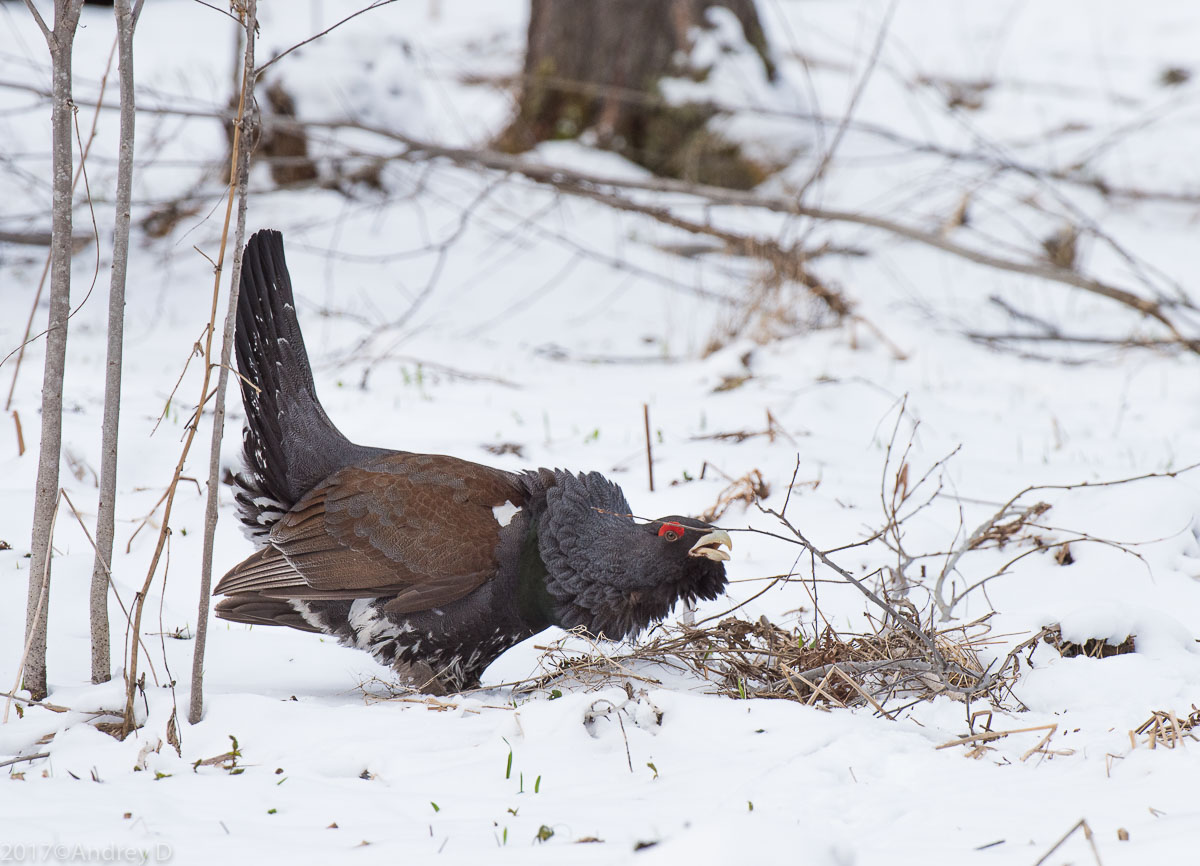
[514,520,556,631]
[522,469,673,639]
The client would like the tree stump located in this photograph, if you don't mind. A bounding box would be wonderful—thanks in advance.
[497,0,777,189]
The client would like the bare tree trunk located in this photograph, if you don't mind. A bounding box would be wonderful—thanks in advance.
[89,0,138,686]
[21,0,85,701]
[189,0,258,726]
[497,0,773,188]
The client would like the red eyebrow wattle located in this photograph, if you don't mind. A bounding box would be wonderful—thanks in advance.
[658,522,686,537]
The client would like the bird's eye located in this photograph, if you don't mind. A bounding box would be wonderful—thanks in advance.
[658,522,686,542]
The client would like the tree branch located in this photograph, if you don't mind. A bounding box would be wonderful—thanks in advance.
[256,0,398,76]
[21,0,52,44]
[89,0,137,687]
[22,0,85,701]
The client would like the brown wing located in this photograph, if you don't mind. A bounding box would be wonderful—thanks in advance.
[216,453,526,612]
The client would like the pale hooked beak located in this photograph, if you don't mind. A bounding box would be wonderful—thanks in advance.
[689,528,733,562]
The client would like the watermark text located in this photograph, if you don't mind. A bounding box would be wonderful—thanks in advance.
[0,843,172,864]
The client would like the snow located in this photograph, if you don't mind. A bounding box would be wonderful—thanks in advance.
[2,0,1200,863]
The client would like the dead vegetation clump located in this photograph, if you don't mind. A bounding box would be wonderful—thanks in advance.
[699,469,769,522]
[1131,706,1200,749]
[966,501,1051,551]
[1042,624,1136,659]
[511,611,998,717]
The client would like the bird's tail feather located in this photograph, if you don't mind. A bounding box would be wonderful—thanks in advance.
[233,230,379,540]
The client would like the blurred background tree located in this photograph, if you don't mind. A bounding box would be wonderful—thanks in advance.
[497,0,776,189]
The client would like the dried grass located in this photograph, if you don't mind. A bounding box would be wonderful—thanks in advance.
[699,470,769,523]
[1131,706,1200,750]
[509,612,1000,716]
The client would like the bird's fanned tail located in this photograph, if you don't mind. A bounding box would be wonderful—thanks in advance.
[233,229,383,540]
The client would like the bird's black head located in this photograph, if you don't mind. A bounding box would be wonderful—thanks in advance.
[535,472,731,639]
[630,512,730,612]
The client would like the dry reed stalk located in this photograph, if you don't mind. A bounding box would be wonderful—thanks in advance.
[189,0,258,727]
[122,0,258,737]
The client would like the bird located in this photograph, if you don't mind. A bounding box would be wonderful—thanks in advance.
[213,230,731,693]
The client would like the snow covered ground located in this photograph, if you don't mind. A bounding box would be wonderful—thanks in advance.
[2,0,1200,863]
